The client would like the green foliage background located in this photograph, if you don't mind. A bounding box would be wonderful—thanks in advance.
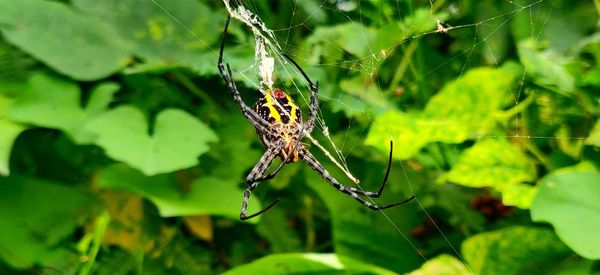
[0,0,599,274]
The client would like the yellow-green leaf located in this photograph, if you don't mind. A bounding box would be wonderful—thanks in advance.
[438,138,537,209]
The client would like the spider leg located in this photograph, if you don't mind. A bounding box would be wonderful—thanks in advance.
[301,148,415,209]
[303,81,319,134]
[282,54,319,135]
[250,141,304,183]
[240,141,286,220]
[349,139,395,198]
[217,15,271,133]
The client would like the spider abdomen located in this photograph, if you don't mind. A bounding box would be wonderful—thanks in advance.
[253,89,303,163]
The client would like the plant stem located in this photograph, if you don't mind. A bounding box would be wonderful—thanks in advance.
[79,211,110,275]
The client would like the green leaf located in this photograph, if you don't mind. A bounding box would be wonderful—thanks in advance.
[462,226,571,275]
[84,106,217,175]
[585,120,600,147]
[10,73,119,144]
[408,254,473,275]
[0,95,26,176]
[223,253,396,275]
[366,66,520,160]
[366,110,431,159]
[97,164,260,222]
[71,0,224,75]
[438,138,537,209]
[421,66,519,143]
[517,40,575,95]
[0,176,96,269]
[0,0,130,81]
[531,172,600,260]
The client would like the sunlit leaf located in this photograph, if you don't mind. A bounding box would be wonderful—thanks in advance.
[367,66,520,160]
[531,171,600,260]
[408,254,473,275]
[0,0,130,80]
[224,253,396,275]
[84,106,217,175]
[366,110,431,159]
[585,120,600,147]
[97,164,261,222]
[422,65,520,143]
[462,226,571,274]
[438,138,537,209]
[0,176,96,269]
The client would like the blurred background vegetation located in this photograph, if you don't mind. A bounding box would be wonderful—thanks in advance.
[1,0,599,274]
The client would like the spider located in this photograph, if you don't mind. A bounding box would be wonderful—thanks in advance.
[217,15,415,220]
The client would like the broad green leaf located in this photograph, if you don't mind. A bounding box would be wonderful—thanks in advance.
[366,110,431,159]
[462,226,571,275]
[0,0,130,81]
[304,162,422,273]
[408,254,473,275]
[0,95,26,176]
[0,176,96,269]
[84,106,217,175]
[438,138,537,209]
[517,40,575,95]
[72,0,224,75]
[585,120,600,147]
[531,172,600,260]
[97,164,260,222]
[223,253,396,275]
[366,66,520,160]
[10,73,119,144]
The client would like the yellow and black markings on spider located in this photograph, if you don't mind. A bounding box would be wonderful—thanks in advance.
[253,89,302,163]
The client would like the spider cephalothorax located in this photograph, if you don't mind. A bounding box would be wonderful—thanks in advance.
[254,89,302,163]
[217,15,414,220]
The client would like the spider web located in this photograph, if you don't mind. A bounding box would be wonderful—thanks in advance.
[151,0,591,270]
